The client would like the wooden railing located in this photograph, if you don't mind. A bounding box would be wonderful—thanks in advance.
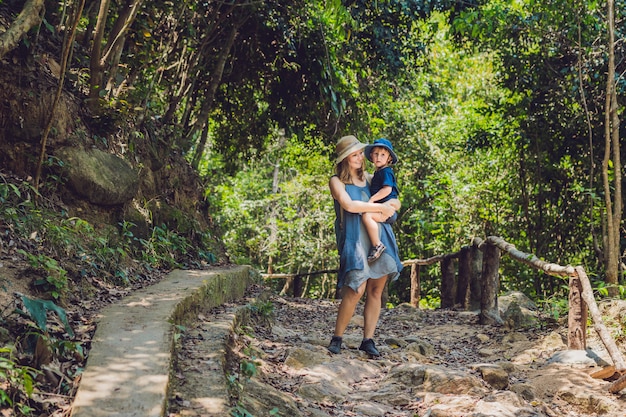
[403,236,626,392]
[262,235,626,392]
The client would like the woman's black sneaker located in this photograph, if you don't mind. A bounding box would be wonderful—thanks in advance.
[359,338,380,357]
[328,336,342,354]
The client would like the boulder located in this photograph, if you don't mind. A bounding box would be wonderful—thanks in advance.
[56,147,138,205]
[499,291,538,329]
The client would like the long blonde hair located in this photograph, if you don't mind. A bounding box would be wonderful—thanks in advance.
[335,158,364,184]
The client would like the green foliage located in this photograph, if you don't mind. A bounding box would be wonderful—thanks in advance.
[208,133,340,297]
[448,0,620,296]
[226,356,261,416]
[18,250,69,300]
[0,347,38,411]
[593,281,626,299]
[248,300,274,319]
[15,294,74,337]
[0,178,39,231]
[230,404,255,417]
[418,297,440,310]
[231,404,280,417]
[4,0,625,336]
[247,300,275,328]
[239,359,258,379]
[138,224,192,269]
[538,295,570,321]
[172,324,186,344]
[1,170,218,307]
[0,295,83,414]
[0,182,21,203]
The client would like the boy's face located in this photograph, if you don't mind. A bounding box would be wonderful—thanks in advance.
[370,147,391,169]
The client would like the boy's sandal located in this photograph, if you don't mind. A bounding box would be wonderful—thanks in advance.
[367,243,386,263]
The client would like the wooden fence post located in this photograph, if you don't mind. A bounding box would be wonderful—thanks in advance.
[456,246,470,309]
[280,277,293,296]
[469,242,483,310]
[410,263,420,307]
[441,255,456,309]
[480,242,503,325]
[575,266,626,371]
[567,273,587,350]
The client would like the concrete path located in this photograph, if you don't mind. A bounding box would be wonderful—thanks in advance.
[71,265,255,417]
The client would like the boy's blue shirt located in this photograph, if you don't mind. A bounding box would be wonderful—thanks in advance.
[370,166,399,203]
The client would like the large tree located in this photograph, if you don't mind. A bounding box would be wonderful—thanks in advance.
[602,0,622,296]
[451,0,626,295]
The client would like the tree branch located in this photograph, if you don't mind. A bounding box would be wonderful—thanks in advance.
[0,0,45,60]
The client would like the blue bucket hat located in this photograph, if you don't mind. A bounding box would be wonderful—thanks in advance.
[365,138,399,165]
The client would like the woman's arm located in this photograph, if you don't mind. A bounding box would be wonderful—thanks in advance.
[329,176,395,218]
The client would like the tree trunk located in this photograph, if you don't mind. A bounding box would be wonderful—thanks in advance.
[104,0,144,98]
[0,0,45,60]
[88,0,144,113]
[191,122,210,170]
[186,24,239,153]
[266,129,286,278]
[88,0,110,112]
[293,276,304,297]
[601,0,621,297]
[34,0,85,190]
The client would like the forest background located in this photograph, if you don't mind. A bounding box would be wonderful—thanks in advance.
[0,0,626,413]
[1,0,625,308]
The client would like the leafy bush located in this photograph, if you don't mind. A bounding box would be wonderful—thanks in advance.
[18,251,68,300]
[139,224,192,269]
[0,347,38,413]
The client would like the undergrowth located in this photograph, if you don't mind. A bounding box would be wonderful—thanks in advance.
[0,172,219,415]
[226,299,278,417]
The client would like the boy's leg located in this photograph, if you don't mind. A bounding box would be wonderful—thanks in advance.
[362,212,381,246]
[363,213,387,262]
[385,212,398,224]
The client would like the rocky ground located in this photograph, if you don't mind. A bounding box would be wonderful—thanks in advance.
[166,284,626,417]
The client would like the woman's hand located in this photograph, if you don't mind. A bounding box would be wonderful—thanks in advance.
[379,203,395,218]
[387,198,401,211]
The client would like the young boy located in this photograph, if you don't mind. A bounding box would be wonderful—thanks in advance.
[363,138,400,263]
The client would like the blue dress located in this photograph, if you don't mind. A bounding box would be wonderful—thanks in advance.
[333,179,403,292]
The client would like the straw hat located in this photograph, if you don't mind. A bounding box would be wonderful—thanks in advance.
[335,135,367,165]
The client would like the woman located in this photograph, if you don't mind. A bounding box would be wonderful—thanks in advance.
[327,135,403,357]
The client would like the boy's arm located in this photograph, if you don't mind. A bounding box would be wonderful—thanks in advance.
[368,185,392,203]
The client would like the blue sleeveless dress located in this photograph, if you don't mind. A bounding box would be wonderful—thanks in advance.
[333,180,403,292]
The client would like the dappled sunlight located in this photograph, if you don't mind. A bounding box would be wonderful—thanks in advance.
[72,266,253,417]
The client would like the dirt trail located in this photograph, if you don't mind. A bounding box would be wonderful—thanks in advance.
[167,285,626,417]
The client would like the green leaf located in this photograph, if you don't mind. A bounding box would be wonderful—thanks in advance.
[42,18,55,34]
[19,295,74,338]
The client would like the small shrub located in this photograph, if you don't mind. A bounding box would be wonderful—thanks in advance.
[0,347,38,412]
[18,250,68,300]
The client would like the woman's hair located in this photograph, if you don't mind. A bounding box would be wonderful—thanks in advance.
[335,158,364,184]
